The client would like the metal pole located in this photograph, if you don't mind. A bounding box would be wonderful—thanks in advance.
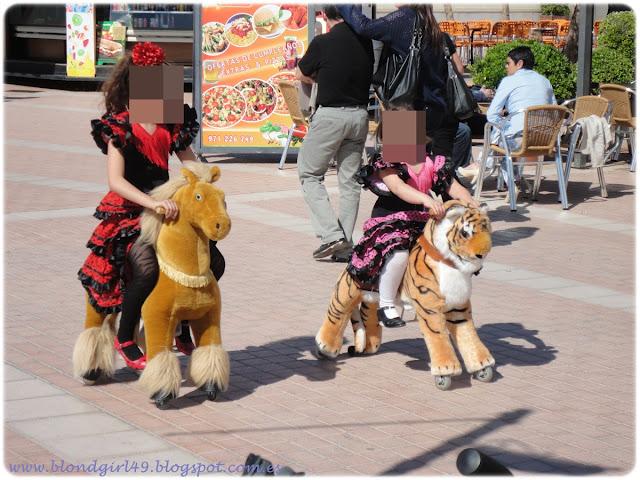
[193,4,203,159]
[576,4,594,97]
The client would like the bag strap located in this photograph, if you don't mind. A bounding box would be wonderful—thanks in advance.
[442,37,453,59]
[411,11,424,50]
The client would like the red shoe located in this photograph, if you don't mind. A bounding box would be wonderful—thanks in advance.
[175,336,195,356]
[114,338,147,370]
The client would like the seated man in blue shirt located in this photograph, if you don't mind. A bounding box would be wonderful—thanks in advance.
[460,46,556,197]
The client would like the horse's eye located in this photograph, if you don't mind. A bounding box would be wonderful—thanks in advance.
[195,193,203,201]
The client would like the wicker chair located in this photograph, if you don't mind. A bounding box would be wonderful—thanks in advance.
[276,80,312,170]
[510,20,536,39]
[536,20,559,45]
[560,96,612,198]
[554,20,571,48]
[487,21,511,46]
[599,83,636,172]
[439,21,470,63]
[474,105,571,211]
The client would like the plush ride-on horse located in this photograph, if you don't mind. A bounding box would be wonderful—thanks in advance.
[315,201,494,390]
[73,162,231,408]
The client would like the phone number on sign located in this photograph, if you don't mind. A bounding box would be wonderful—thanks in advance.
[207,134,255,144]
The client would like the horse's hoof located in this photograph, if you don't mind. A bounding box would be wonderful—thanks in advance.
[201,381,218,401]
[152,391,175,410]
[81,369,102,385]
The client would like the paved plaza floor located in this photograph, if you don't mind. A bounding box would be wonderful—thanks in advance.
[3,83,636,475]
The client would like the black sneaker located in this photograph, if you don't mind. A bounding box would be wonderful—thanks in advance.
[331,248,353,263]
[313,239,349,259]
[377,306,406,328]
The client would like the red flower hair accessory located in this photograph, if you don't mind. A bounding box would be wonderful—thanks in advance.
[131,42,165,66]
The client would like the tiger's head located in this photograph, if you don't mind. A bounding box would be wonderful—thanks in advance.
[429,200,492,275]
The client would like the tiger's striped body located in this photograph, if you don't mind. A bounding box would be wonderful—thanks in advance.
[315,201,495,386]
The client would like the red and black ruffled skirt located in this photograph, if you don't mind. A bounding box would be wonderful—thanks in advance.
[78,191,143,314]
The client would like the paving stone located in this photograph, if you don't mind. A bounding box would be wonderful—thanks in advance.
[5,395,97,422]
[8,412,135,440]
[4,379,66,400]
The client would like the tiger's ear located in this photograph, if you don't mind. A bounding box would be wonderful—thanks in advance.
[181,168,198,185]
[445,205,466,221]
[478,202,489,215]
[209,166,221,183]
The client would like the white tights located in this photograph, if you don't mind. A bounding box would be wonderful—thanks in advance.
[378,250,409,314]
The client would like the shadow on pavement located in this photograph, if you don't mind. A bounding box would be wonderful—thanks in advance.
[381,408,532,475]
[160,322,557,407]
[468,447,614,475]
[491,226,539,247]
[169,336,344,407]
[383,322,557,390]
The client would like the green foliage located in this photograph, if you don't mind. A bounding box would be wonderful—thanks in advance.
[598,11,636,64]
[591,47,635,86]
[540,4,571,17]
[470,40,576,101]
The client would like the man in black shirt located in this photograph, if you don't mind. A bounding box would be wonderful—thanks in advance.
[296,5,373,261]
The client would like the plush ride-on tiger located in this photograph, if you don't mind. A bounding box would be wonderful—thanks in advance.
[315,200,494,390]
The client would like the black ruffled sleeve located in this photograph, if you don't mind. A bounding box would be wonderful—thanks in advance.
[431,155,455,198]
[90,111,133,155]
[356,152,411,197]
[169,104,200,154]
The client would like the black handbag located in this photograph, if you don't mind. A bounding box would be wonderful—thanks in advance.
[372,13,423,109]
[443,40,477,120]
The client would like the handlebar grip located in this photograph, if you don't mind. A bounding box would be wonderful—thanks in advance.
[155,207,166,215]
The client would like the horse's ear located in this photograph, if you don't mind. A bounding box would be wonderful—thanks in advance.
[209,166,221,183]
[181,168,198,185]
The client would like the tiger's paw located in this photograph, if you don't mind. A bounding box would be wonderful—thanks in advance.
[466,354,495,374]
[430,360,463,377]
[314,336,340,359]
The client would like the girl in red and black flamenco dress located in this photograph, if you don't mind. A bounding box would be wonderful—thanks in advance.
[77,43,224,378]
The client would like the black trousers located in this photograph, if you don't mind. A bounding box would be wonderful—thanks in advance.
[425,106,459,159]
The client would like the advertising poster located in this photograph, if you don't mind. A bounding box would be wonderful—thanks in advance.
[198,4,310,151]
[97,20,127,65]
[65,4,96,77]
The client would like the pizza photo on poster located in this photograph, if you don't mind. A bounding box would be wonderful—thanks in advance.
[202,85,246,129]
[235,79,277,122]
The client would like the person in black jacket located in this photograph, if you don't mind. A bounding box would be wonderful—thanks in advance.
[338,4,459,159]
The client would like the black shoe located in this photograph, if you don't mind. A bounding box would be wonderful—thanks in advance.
[313,239,349,259]
[331,248,353,263]
[377,306,406,328]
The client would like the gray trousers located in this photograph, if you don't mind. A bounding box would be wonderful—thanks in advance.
[297,106,369,244]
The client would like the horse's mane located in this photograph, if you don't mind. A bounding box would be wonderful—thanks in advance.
[137,161,217,247]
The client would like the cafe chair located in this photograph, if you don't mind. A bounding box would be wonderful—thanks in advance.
[276,80,314,170]
[439,21,470,63]
[599,83,636,172]
[535,20,559,45]
[561,96,613,197]
[466,20,492,63]
[487,21,512,46]
[474,105,571,211]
